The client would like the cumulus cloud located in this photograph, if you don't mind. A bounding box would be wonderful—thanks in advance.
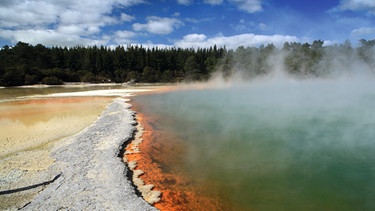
[181,33,208,42]
[0,0,142,28]
[335,0,375,14]
[113,30,137,44]
[115,30,137,38]
[174,33,298,49]
[133,16,183,34]
[0,0,145,46]
[0,0,58,28]
[229,0,263,13]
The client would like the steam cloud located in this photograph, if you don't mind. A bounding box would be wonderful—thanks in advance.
[206,40,375,86]
[134,40,375,210]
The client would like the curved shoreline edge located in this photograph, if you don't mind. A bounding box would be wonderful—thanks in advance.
[23,98,157,210]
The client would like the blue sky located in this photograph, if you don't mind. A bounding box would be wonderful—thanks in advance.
[0,0,374,49]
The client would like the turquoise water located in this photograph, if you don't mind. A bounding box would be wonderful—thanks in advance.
[134,79,375,210]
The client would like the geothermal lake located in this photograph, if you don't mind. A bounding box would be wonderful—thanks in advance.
[133,78,375,210]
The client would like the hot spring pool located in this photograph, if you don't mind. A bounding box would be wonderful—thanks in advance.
[133,79,375,210]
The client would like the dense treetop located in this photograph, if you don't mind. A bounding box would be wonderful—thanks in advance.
[0,40,374,86]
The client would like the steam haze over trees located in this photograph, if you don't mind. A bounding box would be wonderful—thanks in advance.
[0,39,374,86]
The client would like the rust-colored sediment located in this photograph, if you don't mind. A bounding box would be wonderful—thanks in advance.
[125,103,225,211]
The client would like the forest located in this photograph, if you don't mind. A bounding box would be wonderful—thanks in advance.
[0,39,374,86]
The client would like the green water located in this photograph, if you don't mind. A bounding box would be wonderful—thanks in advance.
[134,79,375,210]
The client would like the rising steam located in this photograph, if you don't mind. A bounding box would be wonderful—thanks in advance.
[206,40,375,86]
[133,40,375,210]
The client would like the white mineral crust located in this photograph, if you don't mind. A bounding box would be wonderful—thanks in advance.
[23,98,156,211]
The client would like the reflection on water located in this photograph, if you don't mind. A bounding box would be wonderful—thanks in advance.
[133,80,375,210]
[0,86,120,156]
[0,97,112,156]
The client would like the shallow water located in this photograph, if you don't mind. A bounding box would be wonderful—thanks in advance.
[0,84,129,157]
[133,79,375,210]
[0,97,112,156]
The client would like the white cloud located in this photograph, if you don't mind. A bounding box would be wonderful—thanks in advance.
[203,0,224,5]
[336,0,375,14]
[115,30,137,38]
[350,27,375,36]
[56,25,89,35]
[133,16,183,34]
[177,0,193,5]
[229,0,263,13]
[182,34,207,42]
[174,33,298,49]
[0,1,58,28]
[112,30,137,44]
[120,13,135,22]
[0,0,143,28]
[0,0,145,46]
[0,29,106,47]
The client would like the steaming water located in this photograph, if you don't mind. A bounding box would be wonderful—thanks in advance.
[134,78,375,210]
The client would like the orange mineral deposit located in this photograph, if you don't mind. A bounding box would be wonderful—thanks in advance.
[125,103,227,211]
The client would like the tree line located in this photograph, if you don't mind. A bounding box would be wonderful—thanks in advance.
[218,39,375,79]
[0,39,374,86]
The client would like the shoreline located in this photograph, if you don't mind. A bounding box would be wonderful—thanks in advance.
[126,99,227,211]
[20,98,156,210]
[124,120,162,205]
[0,85,175,210]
